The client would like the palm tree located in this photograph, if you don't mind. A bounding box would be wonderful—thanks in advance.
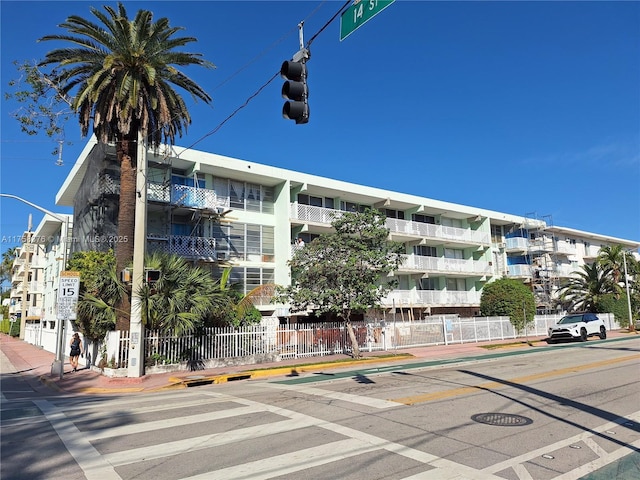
[39,3,213,329]
[557,262,620,312]
[139,252,227,334]
[216,267,275,327]
[597,244,626,285]
[0,248,18,284]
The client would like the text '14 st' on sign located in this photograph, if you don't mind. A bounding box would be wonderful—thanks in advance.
[340,0,395,41]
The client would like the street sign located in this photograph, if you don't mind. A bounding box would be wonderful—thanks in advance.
[57,271,80,320]
[340,0,395,41]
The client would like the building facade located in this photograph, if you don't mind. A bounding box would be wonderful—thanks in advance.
[8,213,73,351]
[51,138,639,321]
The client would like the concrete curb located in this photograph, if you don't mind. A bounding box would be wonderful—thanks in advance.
[168,353,416,388]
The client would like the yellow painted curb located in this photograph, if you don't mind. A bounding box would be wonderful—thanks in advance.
[167,354,414,387]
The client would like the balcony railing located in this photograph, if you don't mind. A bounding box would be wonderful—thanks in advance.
[505,237,528,251]
[148,182,230,211]
[289,204,491,245]
[147,235,218,260]
[382,289,481,307]
[290,203,342,224]
[508,264,532,277]
[398,254,491,275]
[386,218,490,245]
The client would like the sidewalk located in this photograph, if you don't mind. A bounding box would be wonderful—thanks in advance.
[1,330,636,396]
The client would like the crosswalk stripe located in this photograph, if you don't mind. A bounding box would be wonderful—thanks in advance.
[87,404,264,441]
[180,438,373,480]
[33,400,121,480]
[258,382,400,409]
[105,417,313,467]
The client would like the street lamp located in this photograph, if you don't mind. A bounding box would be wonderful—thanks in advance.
[0,193,70,378]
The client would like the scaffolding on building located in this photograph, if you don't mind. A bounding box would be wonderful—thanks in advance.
[524,213,559,314]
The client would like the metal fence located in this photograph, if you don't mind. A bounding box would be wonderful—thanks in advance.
[102,313,619,372]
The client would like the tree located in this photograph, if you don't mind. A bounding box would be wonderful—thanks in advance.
[557,262,620,313]
[35,3,213,329]
[597,244,626,285]
[277,209,404,358]
[138,252,227,335]
[0,248,18,285]
[68,250,125,342]
[213,267,274,327]
[480,278,536,334]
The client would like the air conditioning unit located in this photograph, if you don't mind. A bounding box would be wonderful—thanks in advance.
[216,251,229,261]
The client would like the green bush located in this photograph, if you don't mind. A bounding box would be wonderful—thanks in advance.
[0,319,20,336]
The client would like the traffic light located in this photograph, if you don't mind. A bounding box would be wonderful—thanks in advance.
[280,60,309,124]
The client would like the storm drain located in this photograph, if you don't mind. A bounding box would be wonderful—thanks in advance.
[471,413,533,427]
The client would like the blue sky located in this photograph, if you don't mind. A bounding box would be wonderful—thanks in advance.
[1,0,639,255]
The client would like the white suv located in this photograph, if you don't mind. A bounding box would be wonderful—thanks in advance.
[548,313,607,343]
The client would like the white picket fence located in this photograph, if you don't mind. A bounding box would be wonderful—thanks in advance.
[95,313,620,373]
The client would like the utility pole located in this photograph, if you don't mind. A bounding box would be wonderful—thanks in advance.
[622,249,635,332]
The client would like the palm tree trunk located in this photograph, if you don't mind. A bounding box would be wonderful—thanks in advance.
[114,138,137,331]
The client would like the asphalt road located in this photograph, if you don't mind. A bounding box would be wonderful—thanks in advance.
[1,337,639,480]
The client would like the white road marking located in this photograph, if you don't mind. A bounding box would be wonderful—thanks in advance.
[513,463,535,480]
[553,438,640,480]
[258,382,400,409]
[87,404,265,441]
[105,417,310,466]
[33,399,121,480]
[482,410,640,477]
[181,438,375,480]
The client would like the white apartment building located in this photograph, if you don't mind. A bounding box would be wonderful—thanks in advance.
[8,213,73,348]
[49,138,638,322]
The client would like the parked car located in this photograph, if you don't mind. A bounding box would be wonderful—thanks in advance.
[547,313,606,343]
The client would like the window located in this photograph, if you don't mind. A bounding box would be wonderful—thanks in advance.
[412,214,436,224]
[441,217,462,228]
[446,278,466,291]
[414,245,437,257]
[491,225,503,244]
[444,248,464,259]
[298,194,333,208]
[340,201,369,213]
[385,209,405,220]
[419,277,437,290]
[246,183,261,212]
[228,267,275,295]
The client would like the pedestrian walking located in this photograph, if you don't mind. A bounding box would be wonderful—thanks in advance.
[69,332,83,372]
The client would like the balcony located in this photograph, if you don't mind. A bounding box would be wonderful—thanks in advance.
[289,204,491,246]
[290,203,341,225]
[555,242,577,255]
[386,218,490,246]
[505,237,528,252]
[148,182,230,212]
[398,254,491,276]
[382,289,481,308]
[147,235,218,261]
[508,264,532,277]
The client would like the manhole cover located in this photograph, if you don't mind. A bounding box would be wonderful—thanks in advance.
[471,413,533,427]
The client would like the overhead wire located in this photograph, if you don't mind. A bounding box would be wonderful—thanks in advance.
[176,0,352,157]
